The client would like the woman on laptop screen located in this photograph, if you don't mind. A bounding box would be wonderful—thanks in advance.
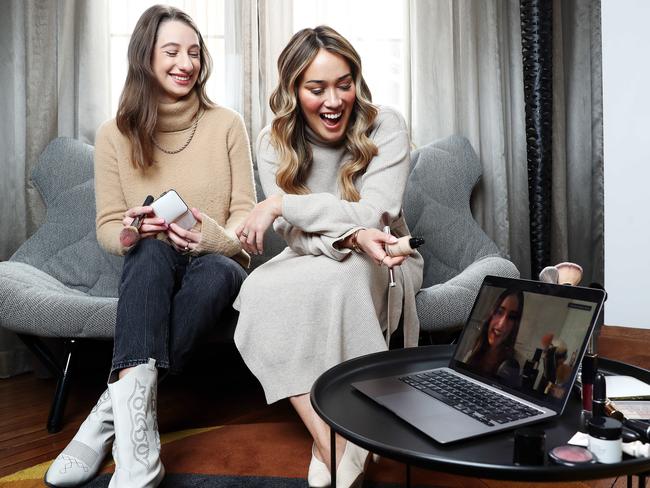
[463,289,524,387]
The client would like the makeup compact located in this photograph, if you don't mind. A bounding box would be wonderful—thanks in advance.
[548,445,597,466]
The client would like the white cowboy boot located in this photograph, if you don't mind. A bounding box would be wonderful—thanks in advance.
[108,359,164,488]
[45,389,114,487]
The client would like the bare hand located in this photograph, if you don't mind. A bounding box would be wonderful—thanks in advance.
[356,228,407,268]
[121,205,167,239]
[235,195,283,255]
[167,208,203,253]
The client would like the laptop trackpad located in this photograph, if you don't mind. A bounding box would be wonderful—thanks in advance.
[377,390,482,443]
[379,390,460,423]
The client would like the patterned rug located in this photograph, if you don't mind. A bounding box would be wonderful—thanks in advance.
[0,420,483,488]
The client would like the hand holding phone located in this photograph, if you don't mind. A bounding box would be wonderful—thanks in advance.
[150,189,197,230]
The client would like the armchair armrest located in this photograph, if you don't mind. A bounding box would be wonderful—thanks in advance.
[415,255,519,333]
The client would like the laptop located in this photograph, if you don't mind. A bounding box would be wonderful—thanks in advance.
[353,275,606,444]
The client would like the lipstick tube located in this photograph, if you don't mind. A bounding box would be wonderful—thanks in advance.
[581,353,597,411]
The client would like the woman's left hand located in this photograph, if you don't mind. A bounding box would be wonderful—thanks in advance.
[236,194,283,255]
[356,228,408,268]
[167,207,203,253]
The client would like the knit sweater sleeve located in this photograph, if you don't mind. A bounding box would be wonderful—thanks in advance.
[194,112,256,262]
[256,128,350,261]
[281,107,410,236]
[95,121,130,256]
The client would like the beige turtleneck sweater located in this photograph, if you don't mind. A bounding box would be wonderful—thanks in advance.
[94,92,256,267]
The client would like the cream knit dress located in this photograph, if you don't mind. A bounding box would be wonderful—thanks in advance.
[234,107,424,403]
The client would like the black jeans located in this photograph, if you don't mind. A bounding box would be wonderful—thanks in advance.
[111,238,246,376]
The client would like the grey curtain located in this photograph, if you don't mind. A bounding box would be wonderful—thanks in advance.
[0,0,110,377]
[408,0,603,284]
[408,0,530,275]
[550,0,603,287]
[225,0,293,145]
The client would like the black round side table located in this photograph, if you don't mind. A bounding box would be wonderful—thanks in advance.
[311,345,650,487]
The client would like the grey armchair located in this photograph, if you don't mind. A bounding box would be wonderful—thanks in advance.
[403,135,520,339]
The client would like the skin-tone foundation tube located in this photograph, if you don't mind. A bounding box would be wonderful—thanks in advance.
[385,236,425,257]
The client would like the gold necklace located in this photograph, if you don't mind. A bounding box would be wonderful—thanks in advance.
[153,115,199,155]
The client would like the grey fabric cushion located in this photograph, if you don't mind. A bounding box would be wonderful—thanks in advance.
[0,137,120,338]
[403,135,519,332]
[11,137,123,296]
[0,262,116,338]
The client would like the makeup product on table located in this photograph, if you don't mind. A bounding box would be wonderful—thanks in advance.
[119,195,154,248]
[588,416,623,463]
[548,445,597,466]
[605,401,650,443]
[581,353,597,411]
[385,236,425,257]
[513,428,546,465]
[592,372,607,418]
[622,440,650,458]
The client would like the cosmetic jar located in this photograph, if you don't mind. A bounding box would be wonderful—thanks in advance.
[548,445,597,466]
[588,417,623,463]
[513,428,546,465]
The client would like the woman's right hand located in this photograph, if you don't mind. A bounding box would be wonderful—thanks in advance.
[236,194,283,255]
[121,205,167,239]
[356,228,408,268]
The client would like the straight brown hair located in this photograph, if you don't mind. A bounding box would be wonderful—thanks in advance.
[116,5,213,169]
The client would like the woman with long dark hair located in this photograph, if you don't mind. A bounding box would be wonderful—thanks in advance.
[234,26,423,487]
[45,6,255,487]
[464,289,524,383]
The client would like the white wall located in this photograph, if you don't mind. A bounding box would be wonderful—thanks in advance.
[602,0,650,328]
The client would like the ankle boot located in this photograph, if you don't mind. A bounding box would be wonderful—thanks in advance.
[45,389,114,487]
[108,359,164,488]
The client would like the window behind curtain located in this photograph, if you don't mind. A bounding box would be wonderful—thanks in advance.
[293,0,408,119]
[109,0,226,116]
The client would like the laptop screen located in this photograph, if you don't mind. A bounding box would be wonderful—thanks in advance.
[450,277,605,411]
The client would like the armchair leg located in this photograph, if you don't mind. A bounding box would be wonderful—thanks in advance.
[47,339,77,433]
[16,335,78,433]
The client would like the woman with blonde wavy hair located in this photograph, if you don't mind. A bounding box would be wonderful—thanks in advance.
[234,26,423,487]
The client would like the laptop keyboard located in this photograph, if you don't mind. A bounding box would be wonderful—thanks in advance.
[399,370,542,427]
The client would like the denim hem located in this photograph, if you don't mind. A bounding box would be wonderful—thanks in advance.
[110,359,169,381]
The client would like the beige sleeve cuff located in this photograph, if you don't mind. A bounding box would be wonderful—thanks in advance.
[194,213,250,266]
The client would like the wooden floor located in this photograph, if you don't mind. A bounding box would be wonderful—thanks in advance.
[1,326,648,487]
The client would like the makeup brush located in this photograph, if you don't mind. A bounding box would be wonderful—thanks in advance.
[119,195,154,248]
[539,266,559,284]
[556,262,583,286]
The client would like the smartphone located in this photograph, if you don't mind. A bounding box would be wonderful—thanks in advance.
[150,189,197,230]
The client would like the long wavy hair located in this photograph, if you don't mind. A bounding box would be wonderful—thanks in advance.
[116,5,213,169]
[467,289,525,364]
[269,25,378,201]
